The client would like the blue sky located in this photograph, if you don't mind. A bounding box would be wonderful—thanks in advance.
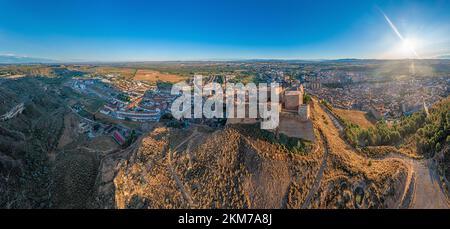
[0,0,449,61]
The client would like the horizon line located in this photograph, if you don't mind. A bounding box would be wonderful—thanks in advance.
[1,55,449,64]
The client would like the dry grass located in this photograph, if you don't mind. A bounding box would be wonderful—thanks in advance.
[309,99,409,208]
[134,70,186,83]
[111,125,324,209]
[105,100,410,209]
[57,113,80,149]
[334,108,375,128]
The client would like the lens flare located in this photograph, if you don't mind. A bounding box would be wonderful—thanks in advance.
[379,9,420,58]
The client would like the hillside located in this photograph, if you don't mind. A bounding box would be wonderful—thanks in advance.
[0,76,112,208]
[1,74,446,209]
[338,96,449,158]
[0,77,66,208]
[322,97,450,208]
[93,101,409,209]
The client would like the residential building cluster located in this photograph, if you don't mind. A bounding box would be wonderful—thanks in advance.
[307,77,449,120]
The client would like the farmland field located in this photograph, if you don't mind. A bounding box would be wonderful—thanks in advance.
[133,69,186,83]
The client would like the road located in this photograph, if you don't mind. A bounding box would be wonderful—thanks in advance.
[321,104,449,209]
[410,159,449,208]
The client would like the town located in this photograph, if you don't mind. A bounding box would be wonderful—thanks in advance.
[44,60,448,147]
[1,59,449,211]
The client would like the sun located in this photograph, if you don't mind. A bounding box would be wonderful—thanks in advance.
[403,39,415,50]
[401,38,420,58]
[403,38,417,52]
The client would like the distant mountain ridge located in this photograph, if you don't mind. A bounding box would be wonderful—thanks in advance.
[0,55,58,64]
[1,54,449,64]
[434,54,450,59]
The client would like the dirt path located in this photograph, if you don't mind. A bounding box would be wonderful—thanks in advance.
[172,128,199,152]
[410,159,449,209]
[320,104,344,132]
[167,128,199,208]
[320,101,449,209]
[301,130,329,209]
[383,154,449,209]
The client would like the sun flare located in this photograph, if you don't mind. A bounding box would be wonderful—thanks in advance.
[402,38,420,58]
[403,38,415,50]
